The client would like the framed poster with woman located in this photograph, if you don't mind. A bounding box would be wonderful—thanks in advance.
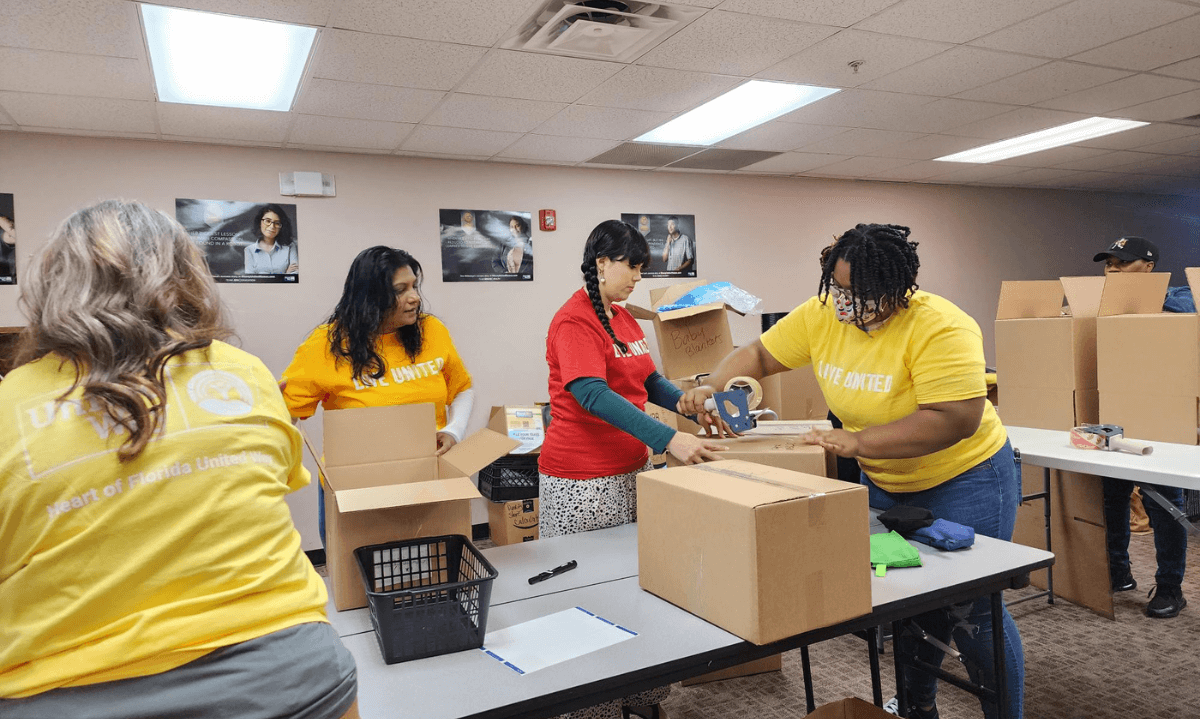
[0,193,15,285]
[176,199,299,283]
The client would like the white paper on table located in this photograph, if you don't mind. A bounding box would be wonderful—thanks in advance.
[480,606,637,675]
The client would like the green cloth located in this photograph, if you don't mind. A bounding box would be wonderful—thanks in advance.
[870,530,922,577]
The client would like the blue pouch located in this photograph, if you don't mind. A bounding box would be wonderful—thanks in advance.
[908,518,975,551]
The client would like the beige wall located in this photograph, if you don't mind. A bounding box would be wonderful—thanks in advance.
[3,131,1197,547]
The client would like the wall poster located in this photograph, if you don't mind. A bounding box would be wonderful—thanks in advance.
[0,193,15,285]
[176,199,299,283]
[621,213,696,279]
[440,209,533,282]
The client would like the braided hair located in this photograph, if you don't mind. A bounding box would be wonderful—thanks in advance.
[819,224,920,327]
[581,220,650,354]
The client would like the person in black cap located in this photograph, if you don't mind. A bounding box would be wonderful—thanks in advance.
[1094,235,1191,618]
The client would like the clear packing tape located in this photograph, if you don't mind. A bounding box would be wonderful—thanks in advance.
[654,281,763,315]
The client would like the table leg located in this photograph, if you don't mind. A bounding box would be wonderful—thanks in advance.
[801,645,815,714]
[1043,466,1054,604]
[867,626,883,707]
[892,620,908,718]
[991,591,1010,719]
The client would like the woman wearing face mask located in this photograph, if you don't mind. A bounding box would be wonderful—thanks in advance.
[680,224,1020,719]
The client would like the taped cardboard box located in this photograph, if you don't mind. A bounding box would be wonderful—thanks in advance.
[994,276,1107,430]
[638,460,871,645]
[316,403,518,610]
[1096,269,1200,444]
[487,498,539,545]
[626,279,745,380]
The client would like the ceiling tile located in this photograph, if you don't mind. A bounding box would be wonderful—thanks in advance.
[861,46,1046,97]
[1109,153,1200,176]
[158,104,291,142]
[496,135,621,163]
[159,135,283,149]
[718,0,903,27]
[149,0,334,25]
[288,144,392,155]
[970,0,1197,59]
[294,79,445,124]
[0,0,141,58]
[577,66,739,112]
[944,106,1089,139]
[313,30,488,91]
[636,11,838,76]
[1050,149,1166,170]
[289,115,413,150]
[1157,57,1200,82]
[0,48,153,100]
[1060,170,1123,188]
[0,92,156,133]
[805,156,918,176]
[1036,74,1199,114]
[717,122,850,152]
[989,167,1082,184]
[535,105,674,141]
[1135,134,1200,155]
[422,94,566,133]
[953,62,1131,105]
[457,50,624,104]
[396,150,493,162]
[21,127,158,140]
[867,160,960,180]
[582,143,702,167]
[756,30,952,88]
[736,152,853,173]
[870,97,1016,133]
[331,0,532,46]
[868,134,996,160]
[399,125,523,156]
[1114,88,1200,122]
[992,144,1113,167]
[796,128,924,154]
[1069,15,1200,71]
[853,0,1068,44]
[1073,121,1200,149]
[777,88,929,126]
[925,163,1026,182]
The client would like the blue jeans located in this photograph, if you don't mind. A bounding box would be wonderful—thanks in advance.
[1102,479,1186,586]
[864,441,1024,719]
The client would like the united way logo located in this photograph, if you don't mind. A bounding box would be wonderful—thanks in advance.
[187,370,254,416]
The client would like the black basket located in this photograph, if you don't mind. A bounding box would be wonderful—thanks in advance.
[478,454,540,501]
[354,534,497,664]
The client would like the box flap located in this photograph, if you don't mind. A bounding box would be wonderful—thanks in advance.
[644,460,855,509]
[996,280,1063,319]
[1097,272,1170,317]
[1186,268,1200,307]
[333,475,480,513]
[323,404,436,468]
[440,428,520,477]
[657,300,732,321]
[651,279,708,309]
[1059,276,1105,318]
[624,302,658,320]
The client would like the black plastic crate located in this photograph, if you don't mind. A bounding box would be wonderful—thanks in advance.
[478,454,540,501]
[354,534,497,664]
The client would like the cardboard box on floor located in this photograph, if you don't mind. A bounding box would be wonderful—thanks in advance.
[638,460,871,645]
[316,403,519,611]
[1095,269,1200,444]
[487,498,539,545]
[808,697,896,719]
[626,279,745,380]
[680,653,782,686]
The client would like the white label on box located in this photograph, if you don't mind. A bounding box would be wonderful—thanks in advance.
[505,408,544,455]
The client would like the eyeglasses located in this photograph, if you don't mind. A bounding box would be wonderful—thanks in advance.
[261,218,282,229]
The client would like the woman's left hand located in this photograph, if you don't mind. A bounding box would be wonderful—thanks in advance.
[805,428,860,458]
[286,262,299,273]
[436,432,457,456]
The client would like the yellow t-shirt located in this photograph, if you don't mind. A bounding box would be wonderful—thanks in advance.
[0,342,327,698]
[761,291,1007,493]
[281,316,471,427]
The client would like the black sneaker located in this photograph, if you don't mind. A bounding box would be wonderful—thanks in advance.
[1146,584,1187,618]
[1111,570,1137,592]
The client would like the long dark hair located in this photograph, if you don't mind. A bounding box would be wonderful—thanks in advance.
[581,220,650,354]
[252,204,295,246]
[819,223,920,326]
[326,246,425,381]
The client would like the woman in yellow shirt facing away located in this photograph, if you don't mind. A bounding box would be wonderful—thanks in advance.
[282,246,473,543]
[0,200,357,718]
[681,224,1020,719]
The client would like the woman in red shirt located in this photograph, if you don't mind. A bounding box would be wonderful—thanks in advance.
[539,219,725,719]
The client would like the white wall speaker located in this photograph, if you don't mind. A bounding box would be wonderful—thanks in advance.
[279,171,336,197]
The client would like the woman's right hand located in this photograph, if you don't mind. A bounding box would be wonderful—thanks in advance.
[666,431,727,465]
[678,384,716,417]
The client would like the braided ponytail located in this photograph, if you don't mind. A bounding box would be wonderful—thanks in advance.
[581,220,651,355]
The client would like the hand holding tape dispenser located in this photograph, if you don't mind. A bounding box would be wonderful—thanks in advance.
[701,376,777,433]
[1069,424,1153,456]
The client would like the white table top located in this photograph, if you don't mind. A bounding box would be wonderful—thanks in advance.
[1006,425,1200,490]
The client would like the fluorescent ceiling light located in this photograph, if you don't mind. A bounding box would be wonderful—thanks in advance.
[935,117,1150,164]
[140,3,317,112]
[635,80,839,146]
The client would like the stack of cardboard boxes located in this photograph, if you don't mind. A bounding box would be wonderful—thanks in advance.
[483,405,546,546]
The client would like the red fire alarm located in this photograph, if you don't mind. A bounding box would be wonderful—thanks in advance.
[539,209,556,232]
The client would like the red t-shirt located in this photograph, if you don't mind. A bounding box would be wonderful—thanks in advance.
[539,288,658,479]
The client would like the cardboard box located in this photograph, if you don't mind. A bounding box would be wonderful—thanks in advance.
[773,368,831,421]
[808,698,896,719]
[1096,269,1200,444]
[638,460,871,645]
[487,498,539,545]
[487,405,545,454]
[667,434,831,478]
[680,653,782,686]
[317,403,518,610]
[626,279,745,380]
[994,276,1107,429]
[643,402,677,465]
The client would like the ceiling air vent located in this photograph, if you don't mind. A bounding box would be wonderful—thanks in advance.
[502,1,705,62]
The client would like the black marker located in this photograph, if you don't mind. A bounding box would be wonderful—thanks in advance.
[528,559,578,585]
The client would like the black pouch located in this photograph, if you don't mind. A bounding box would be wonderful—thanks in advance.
[878,505,934,534]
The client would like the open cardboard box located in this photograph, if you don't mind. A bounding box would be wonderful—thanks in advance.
[626,279,745,380]
[486,405,545,454]
[1096,269,1200,444]
[312,403,518,611]
[638,460,870,645]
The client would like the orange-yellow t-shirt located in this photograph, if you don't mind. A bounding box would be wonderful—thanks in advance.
[281,315,471,427]
[761,291,1007,492]
[0,342,327,698]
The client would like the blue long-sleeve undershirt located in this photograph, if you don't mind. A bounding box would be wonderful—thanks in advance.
[566,372,683,453]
